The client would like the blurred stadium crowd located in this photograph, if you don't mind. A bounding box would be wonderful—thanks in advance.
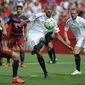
[0,0,85,24]
[0,0,85,51]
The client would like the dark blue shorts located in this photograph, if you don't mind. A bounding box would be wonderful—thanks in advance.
[45,32,53,46]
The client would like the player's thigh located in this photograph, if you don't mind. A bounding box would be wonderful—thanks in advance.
[45,38,53,47]
[17,38,24,50]
[1,47,19,59]
[12,51,19,60]
[0,49,12,58]
[27,32,44,50]
[8,38,16,48]
[45,32,53,40]
[74,46,82,54]
[75,39,83,54]
[48,42,53,48]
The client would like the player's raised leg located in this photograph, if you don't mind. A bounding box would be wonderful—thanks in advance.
[12,51,25,83]
[2,47,25,83]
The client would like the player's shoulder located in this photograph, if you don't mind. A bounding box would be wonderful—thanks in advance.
[9,14,17,18]
[77,16,85,21]
[21,15,28,20]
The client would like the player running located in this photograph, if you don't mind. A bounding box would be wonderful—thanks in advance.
[5,3,27,68]
[0,18,25,84]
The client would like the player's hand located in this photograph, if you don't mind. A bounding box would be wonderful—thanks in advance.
[51,33,55,38]
[24,37,27,41]
[66,40,71,45]
[21,19,27,25]
[68,45,74,52]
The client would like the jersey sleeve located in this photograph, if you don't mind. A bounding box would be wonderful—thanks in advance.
[53,24,60,33]
[23,16,28,28]
[29,15,36,22]
[29,13,45,22]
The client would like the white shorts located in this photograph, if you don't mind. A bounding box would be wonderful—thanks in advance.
[76,38,85,52]
[27,31,45,51]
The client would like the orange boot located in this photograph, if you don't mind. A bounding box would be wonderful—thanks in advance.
[12,77,25,84]
[21,63,27,68]
[5,62,10,67]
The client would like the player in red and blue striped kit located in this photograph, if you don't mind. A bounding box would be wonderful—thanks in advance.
[5,3,27,68]
[0,18,25,84]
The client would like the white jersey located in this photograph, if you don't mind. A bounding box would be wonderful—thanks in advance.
[28,12,60,34]
[27,12,60,50]
[64,16,85,41]
[0,18,3,23]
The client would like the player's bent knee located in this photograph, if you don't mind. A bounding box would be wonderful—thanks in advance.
[74,47,82,54]
[36,52,42,56]
[13,57,19,60]
[48,42,53,48]
[73,50,79,55]
[12,52,19,60]
[19,45,24,50]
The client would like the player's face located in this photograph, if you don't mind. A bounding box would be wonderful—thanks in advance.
[17,7,23,15]
[70,10,78,20]
[45,6,53,18]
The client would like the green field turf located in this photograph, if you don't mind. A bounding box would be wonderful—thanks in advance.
[0,53,85,85]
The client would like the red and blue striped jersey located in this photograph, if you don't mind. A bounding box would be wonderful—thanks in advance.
[0,18,3,48]
[8,14,27,38]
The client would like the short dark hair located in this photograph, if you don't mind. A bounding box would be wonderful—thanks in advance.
[44,4,53,12]
[70,8,78,13]
[17,6,23,10]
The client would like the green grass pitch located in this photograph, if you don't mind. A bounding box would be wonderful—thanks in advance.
[0,53,85,85]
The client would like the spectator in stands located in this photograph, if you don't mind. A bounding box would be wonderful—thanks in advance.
[46,0,56,6]
[60,0,70,11]
[3,1,12,23]
[9,0,16,10]
[31,0,42,14]
[78,10,85,19]
[58,11,69,24]
[78,2,85,13]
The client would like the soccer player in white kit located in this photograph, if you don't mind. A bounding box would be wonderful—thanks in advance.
[21,5,73,79]
[64,8,85,75]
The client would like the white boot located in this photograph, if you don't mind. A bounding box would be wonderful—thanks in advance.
[71,70,81,75]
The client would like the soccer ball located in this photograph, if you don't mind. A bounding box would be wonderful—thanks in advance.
[44,18,56,29]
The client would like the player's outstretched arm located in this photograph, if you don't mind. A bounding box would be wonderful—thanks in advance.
[21,19,30,25]
[64,31,71,45]
[54,32,74,51]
